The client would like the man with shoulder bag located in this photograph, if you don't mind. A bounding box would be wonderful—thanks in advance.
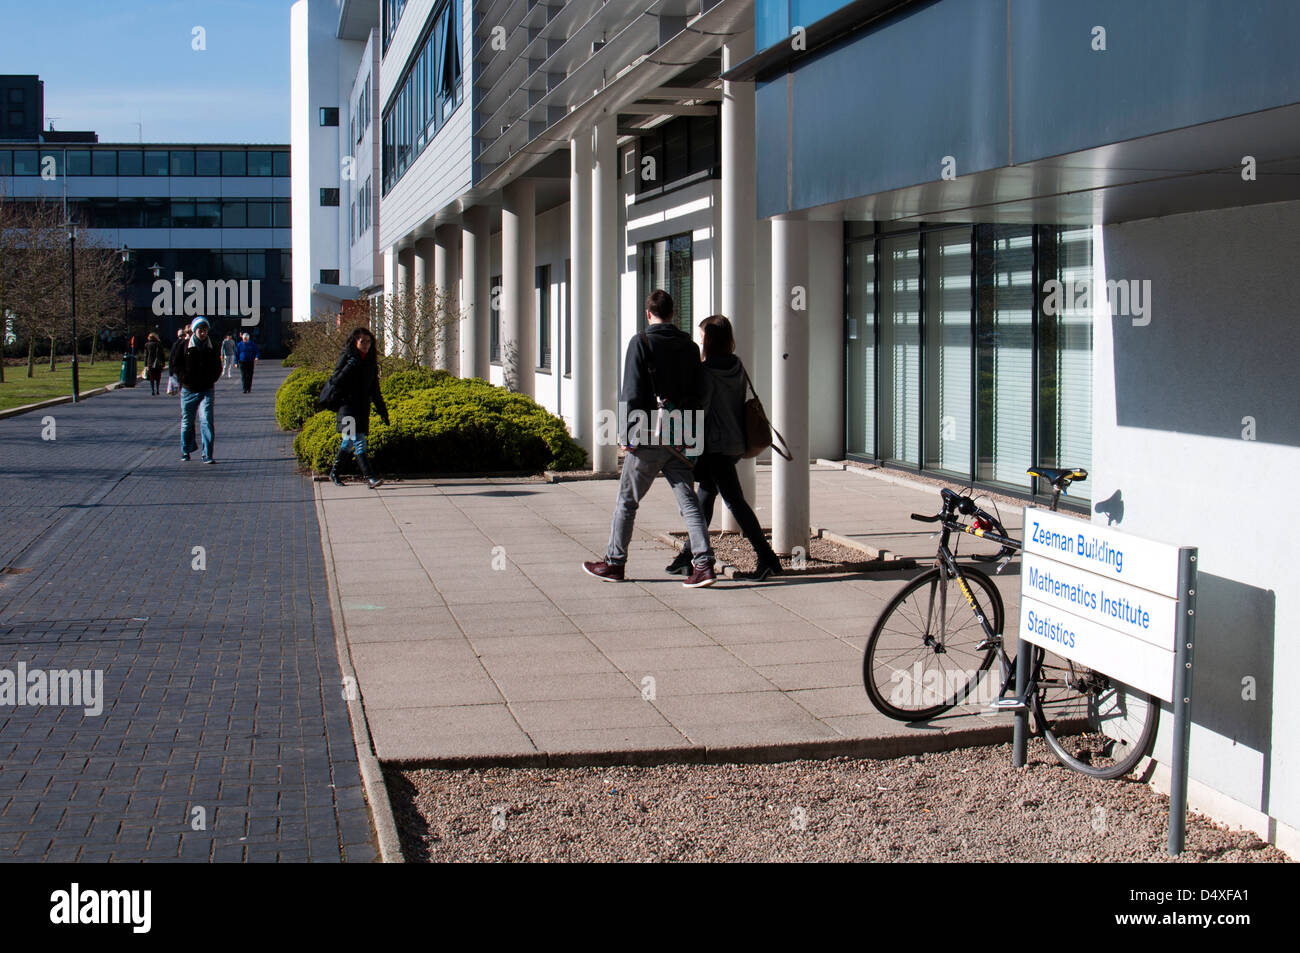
[583,290,717,588]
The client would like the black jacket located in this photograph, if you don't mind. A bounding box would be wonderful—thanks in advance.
[620,323,705,418]
[173,337,222,391]
[331,347,389,435]
[143,340,165,371]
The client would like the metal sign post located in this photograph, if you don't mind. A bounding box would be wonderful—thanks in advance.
[1168,547,1198,856]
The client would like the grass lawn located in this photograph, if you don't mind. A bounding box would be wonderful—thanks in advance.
[0,359,134,412]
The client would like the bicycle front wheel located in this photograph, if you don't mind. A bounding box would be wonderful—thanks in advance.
[1031,651,1160,779]
[864,566,1002,721]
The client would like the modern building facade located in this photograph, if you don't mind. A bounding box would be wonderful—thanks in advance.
[1,77,293,352]
[293,0,1298,852]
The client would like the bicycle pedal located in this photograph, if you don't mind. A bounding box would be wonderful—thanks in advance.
[988,698,1027,712]
[975,639,997,652]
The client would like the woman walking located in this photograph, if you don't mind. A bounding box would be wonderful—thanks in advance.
[142,332,165,395]
[328,327,389,489]
[667,315,783,581]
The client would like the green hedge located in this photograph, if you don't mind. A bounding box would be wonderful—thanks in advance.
[274,369,329,431]
[293,376,586,474]
[380,367,453,403]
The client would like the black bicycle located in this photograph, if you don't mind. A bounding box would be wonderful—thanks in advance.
[862,466,1159,779]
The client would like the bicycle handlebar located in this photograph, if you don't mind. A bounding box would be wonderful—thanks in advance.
[911,513,940,522]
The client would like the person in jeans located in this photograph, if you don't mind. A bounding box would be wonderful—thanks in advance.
[583,290,717,588]
[166,327,189,396]
[221,333,237,379]
[173,316,223,463]
[667,315,783,581]
[327,327,390,489]
[235,331,259,393]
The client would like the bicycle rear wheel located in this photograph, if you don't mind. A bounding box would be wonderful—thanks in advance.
[1030,649,1160,779]
[863,566,1001,721]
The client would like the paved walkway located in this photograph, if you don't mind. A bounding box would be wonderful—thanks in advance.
[320,462,1027,764]
[0,364,375,861]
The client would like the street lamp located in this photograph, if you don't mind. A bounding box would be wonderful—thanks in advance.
[119,246,132,353]
[65,220,79,402]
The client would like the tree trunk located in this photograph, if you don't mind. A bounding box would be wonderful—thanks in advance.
[89,333,96,366]
[26,338,34,377]
[49,337,56,371]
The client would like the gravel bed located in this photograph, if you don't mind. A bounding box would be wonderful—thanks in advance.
[387,740,1290,863]
[669,530,878,574]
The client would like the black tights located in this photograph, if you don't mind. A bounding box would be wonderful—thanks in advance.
[680,453,777,564]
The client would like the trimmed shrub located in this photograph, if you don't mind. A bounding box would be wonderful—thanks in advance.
[275,369,329,431]
[292,377,586,474]
[380,367,453,403]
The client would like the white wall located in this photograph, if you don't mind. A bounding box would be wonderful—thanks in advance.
[1092,199,1300,850]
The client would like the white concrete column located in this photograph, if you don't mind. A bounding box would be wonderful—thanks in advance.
[591,115,619,473]
[461,205,490,379]
[771,216,810,556]
[434,225,458,373]
[722,27,757,532]
[502,178,535,396]
[397,247,415,360]
[413,238,434,365]
[570,129,593,458]
[382,247,399,355]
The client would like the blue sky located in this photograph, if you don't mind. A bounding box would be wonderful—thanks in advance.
[0,0,293,144]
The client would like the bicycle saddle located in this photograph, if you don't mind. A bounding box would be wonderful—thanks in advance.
[1027,465,1088,486]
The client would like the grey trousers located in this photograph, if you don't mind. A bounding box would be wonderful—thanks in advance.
[605,447,714,569]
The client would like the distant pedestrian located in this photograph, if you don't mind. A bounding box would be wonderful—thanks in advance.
[165,327,188,396]
[583,290,716,588]
[235,332,259,393]
[173,317,222,463]
[327,327,389,489]
[142,332,165,396]
[221,333,237,379]
[667,315,782,581]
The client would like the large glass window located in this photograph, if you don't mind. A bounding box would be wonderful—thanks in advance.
[221,151,246,176]
[536,265,551,371]
[170,151,194,176]
[144,151,169,176]
[117,150,143,176]
[196,150,221,176]
[489,274,502,364]
[635,111,720,196]
[637,234,693,333]
[92,150,117,176]
[247,152,273,177]
[845,222,1092,501]
[0,151,11,176]
[11,150,37,175]
[66,150,91,176]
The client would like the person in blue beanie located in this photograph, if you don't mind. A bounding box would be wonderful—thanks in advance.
[173,317,223,463]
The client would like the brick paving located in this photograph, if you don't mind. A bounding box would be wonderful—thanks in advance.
[0,365,376,862]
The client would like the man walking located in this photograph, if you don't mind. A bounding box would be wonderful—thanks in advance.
[221,333,237,379]
[235,331,259,393]
[174,316,223,463]
[583,290,717,588]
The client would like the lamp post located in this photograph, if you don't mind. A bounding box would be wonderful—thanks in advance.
[119,245,132,351]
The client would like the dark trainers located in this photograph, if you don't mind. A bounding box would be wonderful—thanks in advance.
[664,550,693,575]
[181,452,191,461]
[367,477,384,489]
[583,560,625,582]
[736,559,783,581]
[329,470,346,487]
[682,564,717,588]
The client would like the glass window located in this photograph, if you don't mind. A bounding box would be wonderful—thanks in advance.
[144,198,170,227]
[536,265,551,371]
[922,228,973,476]
[975,225,1035,487]
[320,188,339,207]
[66,150,91,175]
[320,269,340,285]
[320,107,339,126]
[247,152,273,176]
[0,151,10,175]
[637,234,693,333]
[247,252,267,281]
[222,200,246,228]
[688,114,717,175]
[171,200,196,227]
[877,233,921,467]
[273,151,290,176]
[221,151,246,176]
[246,201,272,227]
[224,252,248,279]
[196,200,221,228]
[11,150,37,175]
[170,150,194,175]
[845,239,875,458]
[92,150,117,175]
[117,150,143,175]
[281,251,292,280]
[196,151,221,175]
[564,259,572,377]
[663,121,689,184]
[273,199,291,228]
[144,151,169,176]
[38,150,63,176]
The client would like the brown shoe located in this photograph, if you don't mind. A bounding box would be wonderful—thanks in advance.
[583,560,625,582]
[682,564,716,588]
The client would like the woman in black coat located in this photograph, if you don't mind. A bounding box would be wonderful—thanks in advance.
[328,327,390,488]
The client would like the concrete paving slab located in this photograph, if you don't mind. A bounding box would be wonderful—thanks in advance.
[508,698,673,732]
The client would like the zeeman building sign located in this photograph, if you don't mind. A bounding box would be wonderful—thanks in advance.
[1019,509,1183,702]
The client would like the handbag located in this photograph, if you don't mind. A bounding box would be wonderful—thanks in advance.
[317,375,343,411]
[741,370,792,460]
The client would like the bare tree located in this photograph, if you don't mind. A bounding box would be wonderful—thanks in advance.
[5,199,67,377]
[380,284,461,369]
[71,237,125,366]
